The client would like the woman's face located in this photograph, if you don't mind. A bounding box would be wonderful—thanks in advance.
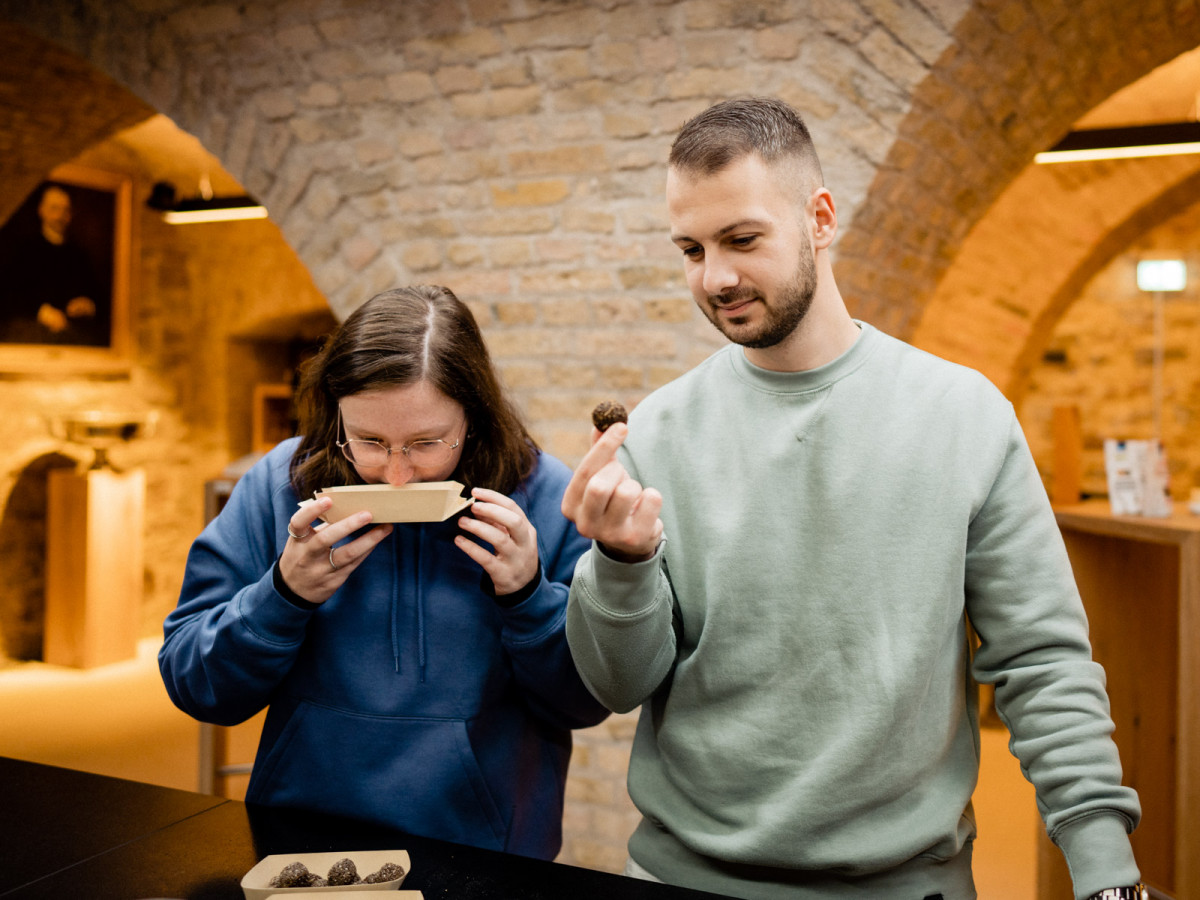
[337,381,467,486]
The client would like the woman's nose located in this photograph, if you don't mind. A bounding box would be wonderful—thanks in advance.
[383,451,415,486]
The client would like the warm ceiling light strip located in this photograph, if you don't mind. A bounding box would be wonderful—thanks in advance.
[1034,121,1200,164]
[163,204,269,224]
[1035,142,1200,164]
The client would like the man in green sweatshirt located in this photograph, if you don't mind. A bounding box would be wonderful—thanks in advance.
[562,97,1144,900]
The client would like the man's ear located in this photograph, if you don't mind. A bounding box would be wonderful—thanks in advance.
[810,187,837,249]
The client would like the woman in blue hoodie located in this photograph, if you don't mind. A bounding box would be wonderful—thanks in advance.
[160,284,608,859]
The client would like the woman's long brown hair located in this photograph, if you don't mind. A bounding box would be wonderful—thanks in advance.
[289,285,537,499]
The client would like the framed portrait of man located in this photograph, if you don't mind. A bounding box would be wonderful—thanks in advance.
[0,163,132,372]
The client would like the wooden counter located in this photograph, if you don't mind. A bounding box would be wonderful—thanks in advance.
[1038,502,1200,899]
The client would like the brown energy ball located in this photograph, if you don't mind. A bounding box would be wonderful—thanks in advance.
[363,860,408,883]
[326,857,361,886]
[269,861,320,888]
[591,400,628,433]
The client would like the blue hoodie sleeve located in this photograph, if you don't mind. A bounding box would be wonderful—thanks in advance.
[497,453,610,730]
[158,441,314,726]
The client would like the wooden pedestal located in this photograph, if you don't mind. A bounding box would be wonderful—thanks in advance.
[1038,502,1200,900]
[43,467,145,668]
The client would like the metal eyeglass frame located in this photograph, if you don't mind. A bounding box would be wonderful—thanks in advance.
[335,405,464,469]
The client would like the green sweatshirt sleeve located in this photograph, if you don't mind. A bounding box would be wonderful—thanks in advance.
[966,417,1140,897]
[566,541,677,713]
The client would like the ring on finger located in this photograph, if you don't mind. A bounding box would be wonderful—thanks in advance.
[287,525,310,541]
[329,546,340,571]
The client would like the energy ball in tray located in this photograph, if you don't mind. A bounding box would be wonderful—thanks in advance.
[364,861,407,883]
[326,857,362,886]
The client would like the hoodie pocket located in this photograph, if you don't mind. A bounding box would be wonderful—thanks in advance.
[248,701,508,850]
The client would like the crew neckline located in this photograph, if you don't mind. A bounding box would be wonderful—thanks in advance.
[727,321,876,394]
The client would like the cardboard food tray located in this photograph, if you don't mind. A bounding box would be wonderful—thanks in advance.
[242,849,411,897]
[310,481,473,523]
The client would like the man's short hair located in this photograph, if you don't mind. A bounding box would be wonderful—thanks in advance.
[669,96,824,189]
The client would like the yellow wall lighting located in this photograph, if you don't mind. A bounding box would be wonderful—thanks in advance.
[1035,122,1200,164]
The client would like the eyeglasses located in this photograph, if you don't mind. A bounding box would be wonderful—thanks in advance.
[336,407,464,469]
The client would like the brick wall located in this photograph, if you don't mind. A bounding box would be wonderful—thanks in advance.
[560,710,643,872]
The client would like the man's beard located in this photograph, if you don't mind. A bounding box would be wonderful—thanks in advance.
[703,244,817,349]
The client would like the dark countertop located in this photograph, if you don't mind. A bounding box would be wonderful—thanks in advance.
[0,756,733,900]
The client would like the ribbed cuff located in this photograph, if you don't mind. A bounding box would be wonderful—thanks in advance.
[1054,813,1140,900]
[583,538,666,616]
[482,561,542,608]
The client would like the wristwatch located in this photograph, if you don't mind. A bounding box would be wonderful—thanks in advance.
[1086,886,1148,900]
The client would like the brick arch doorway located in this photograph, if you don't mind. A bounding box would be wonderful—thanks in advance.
[834,1,1200,401]
[910,34,1200,397]
[0,452,77,662]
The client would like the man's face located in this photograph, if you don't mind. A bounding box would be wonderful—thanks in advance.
[666,154,816,350]
[38,187,72,241]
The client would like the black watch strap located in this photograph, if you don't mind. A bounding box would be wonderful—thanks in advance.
[1087,885,1147,900]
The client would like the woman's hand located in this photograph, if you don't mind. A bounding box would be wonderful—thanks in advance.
[279,496,393,604]
[456,488,540,597]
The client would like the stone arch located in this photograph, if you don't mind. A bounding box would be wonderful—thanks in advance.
[1005,166,1200,405]
[836,0,1200,396]
[913,149,1200,392]
[0,22,154,223]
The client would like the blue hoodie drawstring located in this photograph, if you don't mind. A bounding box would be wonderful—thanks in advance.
[390,536,401,673]
[389,526,429,680]
[415,527,428,682]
